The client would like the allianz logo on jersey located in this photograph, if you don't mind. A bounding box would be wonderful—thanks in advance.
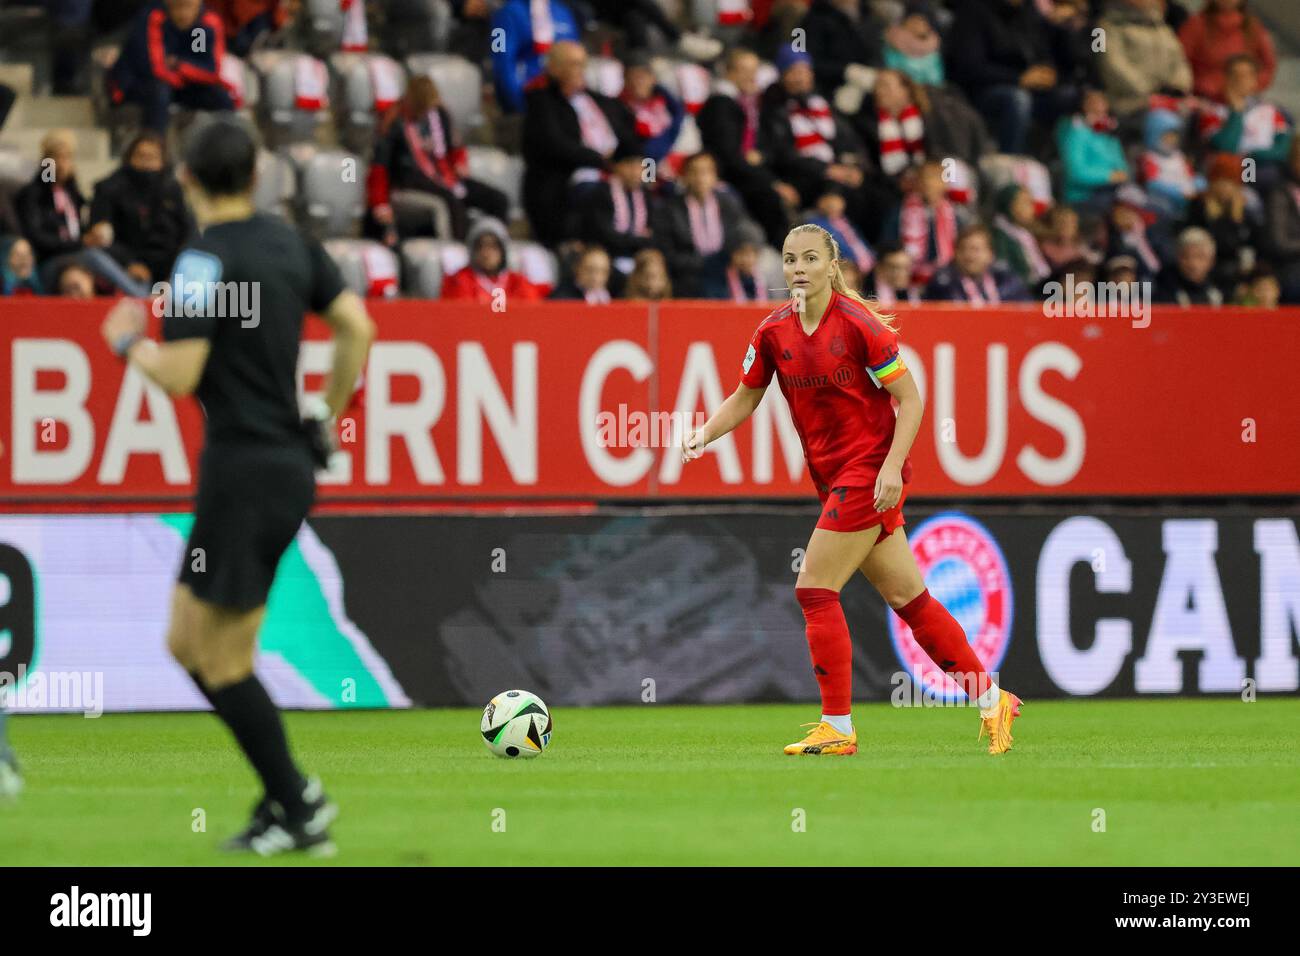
[778,366,856,389]
[149,250,261,328]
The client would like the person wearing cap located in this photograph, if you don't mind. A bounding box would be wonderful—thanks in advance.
[441,216,548,302]
[522,41,640,246]
[577,139,663,276]
[1185,151,1264,289]
[618,52,685,169]
[1155,226,1225,305]
[760,46,870,232]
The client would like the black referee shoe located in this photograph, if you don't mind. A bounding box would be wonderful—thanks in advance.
[249,778,339,858]
[219,795,278,852]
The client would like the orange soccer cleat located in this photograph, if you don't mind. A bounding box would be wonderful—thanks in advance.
[978,690,1023,755]
[783,721,858,756]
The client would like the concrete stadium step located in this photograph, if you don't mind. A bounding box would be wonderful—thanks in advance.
[9,95,95,129]
[0,125,112,163]
[1271,57,1300,127]
[0,62,35,97]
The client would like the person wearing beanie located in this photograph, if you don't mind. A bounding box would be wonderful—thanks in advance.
[1139,108,1204,219]
[441,217,548,302]
[883,2,944,88]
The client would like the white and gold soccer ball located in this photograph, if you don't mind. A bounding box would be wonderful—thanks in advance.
[481,690,552,758]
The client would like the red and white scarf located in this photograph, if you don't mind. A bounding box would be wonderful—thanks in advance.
[960,273,1000,306]
[726,267,765,302]
[530,0,555,54]
[610,181,648,236]
[830,215,874,272]
[739,92,760,154]
[994,214,1051,282]
[570,92,618,157]
[686,192,724,254]
[877,104,924,176]
[294,55,329,110]
[52,185,80,242]
[1123,226,1161,274]
[676,63,711,115]
[788,95,835,163]
[626,92,674,141]
[899,193,955,276]
[405,109,465,194]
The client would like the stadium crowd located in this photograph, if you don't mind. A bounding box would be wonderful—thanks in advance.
[0,0,1295,308]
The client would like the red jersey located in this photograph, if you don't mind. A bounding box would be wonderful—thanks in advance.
[740,290,911,494]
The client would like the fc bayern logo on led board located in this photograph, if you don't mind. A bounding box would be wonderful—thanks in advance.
[888,512,1014,702]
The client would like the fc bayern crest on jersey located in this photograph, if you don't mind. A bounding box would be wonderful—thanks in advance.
[887,512,1014,703]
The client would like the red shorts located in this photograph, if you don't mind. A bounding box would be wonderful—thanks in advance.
[815,485,907,536]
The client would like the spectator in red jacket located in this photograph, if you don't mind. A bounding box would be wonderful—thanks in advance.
[440,217,547,303]
[367,75,509,243]
[109,0,234,131]
[1179,0,1276,102]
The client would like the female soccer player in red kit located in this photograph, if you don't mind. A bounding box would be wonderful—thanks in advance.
[682,224,1022,755]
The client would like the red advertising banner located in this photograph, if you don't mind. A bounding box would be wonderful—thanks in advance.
[1,299,1297,505]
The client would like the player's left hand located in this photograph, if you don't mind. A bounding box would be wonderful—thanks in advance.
[873,463,903,512]
[101,297,148,350]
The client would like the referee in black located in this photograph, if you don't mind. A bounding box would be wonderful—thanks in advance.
[100,117,375,857]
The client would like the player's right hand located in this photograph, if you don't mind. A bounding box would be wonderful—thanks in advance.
[682,429,708,464]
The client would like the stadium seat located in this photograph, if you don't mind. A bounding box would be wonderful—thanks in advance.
[257,51,333,147]
[0,146,36,194]
[323,238,402,299]
[651,58,712,115]
[252,149,298,221]
[399,238,469,297]
[298,148,367,238]
[756,244,784,296]
[220,54,260,112]
[508,241,559,290]
[380,0,453,57]
[404,54,483,134]
[302,0,346,57]
[332,52,408,155]
[585,56,625,98]
[390,189,453,240]
[464,146,525,222]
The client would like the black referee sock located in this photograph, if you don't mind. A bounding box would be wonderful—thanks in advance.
[206,675,308,820]
[187,670,218,709]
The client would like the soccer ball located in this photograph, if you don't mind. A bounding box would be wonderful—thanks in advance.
[481,690,552,758]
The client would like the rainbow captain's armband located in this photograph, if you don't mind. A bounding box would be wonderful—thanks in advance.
[866,353,907,387]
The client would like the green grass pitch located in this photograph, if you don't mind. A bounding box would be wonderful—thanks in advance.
[4,699,1298,866]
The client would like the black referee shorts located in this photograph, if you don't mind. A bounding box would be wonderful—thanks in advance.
[179,440,316,611]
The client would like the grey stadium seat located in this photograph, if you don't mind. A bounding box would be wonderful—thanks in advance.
[323,238,402,299]
[508,241,559,289]
[298,149,367,238]
[0,146,36,194]
[464,146,525,222]
[400,238,468,298]
[584,56,625,98]
[257,51,333,146]
[405,53,483,134]
[252,149,297,221]
[332,52,408,155]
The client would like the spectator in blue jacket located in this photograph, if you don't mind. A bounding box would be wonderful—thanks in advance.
[108,0,234,132]
[1057,89,1129,211]
[924,224,1032,302]
[490,0,583,114]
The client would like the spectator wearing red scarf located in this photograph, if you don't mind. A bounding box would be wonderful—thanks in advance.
[367,75,509,242]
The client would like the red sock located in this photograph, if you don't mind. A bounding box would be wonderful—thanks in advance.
[895,589,993,700]
[795,587,852,715]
